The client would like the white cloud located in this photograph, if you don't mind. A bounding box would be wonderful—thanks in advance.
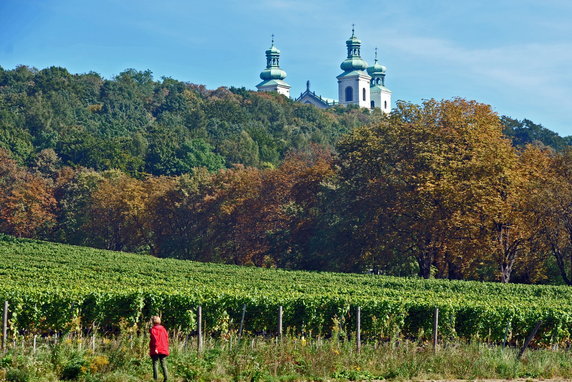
[377,32,572,112]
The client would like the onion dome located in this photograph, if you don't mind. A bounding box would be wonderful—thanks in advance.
[260,66,287,81]
[266,44,281,55]
[259,35,287,81]
[368,48,388,87]
[340,56,368,71]
[346,34,361,45]
[367,60,386,76]
[340,25,368,72]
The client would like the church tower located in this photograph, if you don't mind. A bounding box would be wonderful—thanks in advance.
[337,26,371,108]
[367,48,392,113]
[256,36,291,97]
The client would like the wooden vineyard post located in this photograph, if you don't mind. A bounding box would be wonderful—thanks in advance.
[433,308,439,352]
[91,324,96,351]
[238,304,246,339]
[518,321,542,360]
[356,306,361,353]
[278,306,283,339]
[2,301,7,352]
[502,321,511,348]
[197,306,203,352]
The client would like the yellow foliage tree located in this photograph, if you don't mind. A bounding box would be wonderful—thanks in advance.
[337,98,526,280]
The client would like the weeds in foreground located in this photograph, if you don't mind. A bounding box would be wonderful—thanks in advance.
[1,334,572,381]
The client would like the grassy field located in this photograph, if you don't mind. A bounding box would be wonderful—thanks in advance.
[2,333,572,381]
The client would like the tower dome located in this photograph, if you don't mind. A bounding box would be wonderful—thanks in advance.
[367,48,388,86]
[256,35,291,97]
[266,44,281,55]
[340,26,368,72]
[367,60,386,77]
[260,66,287,81]
[259,36,287,80]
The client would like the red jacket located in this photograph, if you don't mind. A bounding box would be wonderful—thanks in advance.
[149,324,169,357]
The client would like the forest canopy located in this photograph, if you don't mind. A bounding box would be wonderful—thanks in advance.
[0,65,388,173]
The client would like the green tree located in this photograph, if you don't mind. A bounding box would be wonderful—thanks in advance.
[501,116,568,151]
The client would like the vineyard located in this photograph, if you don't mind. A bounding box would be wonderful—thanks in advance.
[2,234,572,345]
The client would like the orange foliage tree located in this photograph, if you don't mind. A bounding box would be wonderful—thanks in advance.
[0,149,57,237]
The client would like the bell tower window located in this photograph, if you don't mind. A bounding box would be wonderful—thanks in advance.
[345,86,353,102]
[362,88,366,101]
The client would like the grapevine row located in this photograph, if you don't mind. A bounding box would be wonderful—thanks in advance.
[2,236,572,345]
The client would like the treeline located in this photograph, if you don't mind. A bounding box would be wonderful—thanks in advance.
[0,65,384,174]
[0,65,568,174]
[501,116,572,151]
[2,96,572,285]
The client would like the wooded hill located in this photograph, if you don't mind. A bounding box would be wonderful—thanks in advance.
[0,65,569,173]
[0,65,387,174]
[1,65,572,285]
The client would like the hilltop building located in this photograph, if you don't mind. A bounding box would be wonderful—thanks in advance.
[255,35,291,97]
[297,80,338,108]
[336,27,372,108]
[368,48,391,113]
[256,28,392,112]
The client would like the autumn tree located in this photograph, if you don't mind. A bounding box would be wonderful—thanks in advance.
[83,171,168,252]
[525,146,572,285]
[202,165,264,265]
[144,147,335,267]
[336,99,523,280]
[146,169,212,259]
[0,149,57,237]
[52,167,105,245]
[271,148,335,269]
[208,147,335,268]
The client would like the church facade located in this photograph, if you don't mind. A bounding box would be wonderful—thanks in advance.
[256,29,392,113]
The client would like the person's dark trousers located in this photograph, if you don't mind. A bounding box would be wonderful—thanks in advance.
[151,354,168,381]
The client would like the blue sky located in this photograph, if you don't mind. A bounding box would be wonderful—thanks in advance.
[1,0,571,135]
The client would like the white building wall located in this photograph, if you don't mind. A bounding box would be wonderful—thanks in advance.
[338,74,371,108]
[276,85,290,98]
[380,89,391,113]
[371,87,392,113]
[257,84,291,98]
[370,87,381,110]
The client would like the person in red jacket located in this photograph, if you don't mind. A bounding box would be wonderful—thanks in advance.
[149,316,169,382]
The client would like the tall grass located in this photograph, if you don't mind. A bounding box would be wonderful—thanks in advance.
[2,333,572,381]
